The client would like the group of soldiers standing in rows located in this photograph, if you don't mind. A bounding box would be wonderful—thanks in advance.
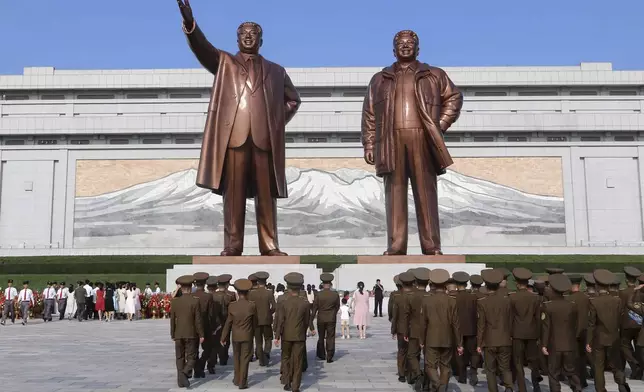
[170,270,341,392]
[389,265,644,392]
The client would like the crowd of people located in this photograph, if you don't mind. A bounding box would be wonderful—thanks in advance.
[7,265,643,392]
[168,265,644,392]
[169,271,384,391]
[388,266,644,392]
[1,279,163,324]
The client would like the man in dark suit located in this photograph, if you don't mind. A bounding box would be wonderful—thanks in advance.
[373,279,384,317]
[176,0,300,257]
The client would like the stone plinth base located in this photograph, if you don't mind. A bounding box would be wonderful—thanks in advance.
[192,256,300,264]
[357,255,466,264]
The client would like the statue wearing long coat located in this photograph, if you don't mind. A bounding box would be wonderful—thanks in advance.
[185,24,301,198]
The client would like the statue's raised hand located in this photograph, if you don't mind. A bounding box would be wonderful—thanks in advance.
[177,0,194,26]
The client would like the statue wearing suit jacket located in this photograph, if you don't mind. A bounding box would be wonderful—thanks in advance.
[177,0,301,257]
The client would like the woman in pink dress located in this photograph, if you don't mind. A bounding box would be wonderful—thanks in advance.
[351,281,370,339]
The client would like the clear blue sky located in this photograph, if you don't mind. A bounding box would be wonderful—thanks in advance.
[1,0,642,74]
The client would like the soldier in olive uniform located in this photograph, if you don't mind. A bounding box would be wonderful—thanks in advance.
[543,268,564,301]
[275,273,313,392]
[192,272,216,378]
[392,272,414,382]
[421,269,463,392]
[402,268,431,387]
[206,276,225,373]
[453,271,479,386]
[248,271,276,366]
[310,273,341,362]
[541,273,582,392]
[566,274,591,387]
[389,274,402,322]
[587,269,630,392]
[625,278,644,376]
[620,266,642,379]
[508,268,542,392]
[497,269,511,297]
[171,275,205,388]
[470,275,484,298]
[211,274,235,366]
[477,269,513,392]
[584,274,597,297]
[221,279,257,390]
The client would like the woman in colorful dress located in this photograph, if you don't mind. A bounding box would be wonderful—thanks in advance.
[95,283,105,321]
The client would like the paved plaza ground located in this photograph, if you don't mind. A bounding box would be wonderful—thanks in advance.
[0,315,632,392]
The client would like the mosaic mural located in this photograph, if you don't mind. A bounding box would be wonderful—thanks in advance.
[73,157,565,249]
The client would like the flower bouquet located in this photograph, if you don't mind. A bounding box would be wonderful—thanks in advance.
[0,291,5,314]
[162,294,172,318]
[147,295,160,319]
[139,294,149,319]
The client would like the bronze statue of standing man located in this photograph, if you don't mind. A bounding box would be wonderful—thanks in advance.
[176,0,301,256]
[361,30,463,256]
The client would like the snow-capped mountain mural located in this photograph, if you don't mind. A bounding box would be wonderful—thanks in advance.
[72,167,565,248]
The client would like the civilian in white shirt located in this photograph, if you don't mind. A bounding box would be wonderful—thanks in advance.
[42,281,57,322]
[1,279,18,325]
[17,281,35,325]
[154,282,162,295]
[56,281,69,321]
[144,283,153,297]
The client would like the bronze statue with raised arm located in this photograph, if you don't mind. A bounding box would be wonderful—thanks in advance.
[361,30,463,256]
[176,0,301,256]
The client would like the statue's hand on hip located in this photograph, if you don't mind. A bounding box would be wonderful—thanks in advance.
[176,0,194,25]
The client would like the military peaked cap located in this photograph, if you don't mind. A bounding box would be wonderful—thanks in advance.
[233,279,253,292]
[217,274,232,284]
[482,269,503,285]
[512,267,532,281]
[284,273,304,287]
[320,273,334,283]
[193,272,209,284]
[452,271,470,284]
[399,272,415,284]
[176,275,194,286]
[568,274,582,284]
[469,275,483,286]
[254,271,269,281]
[583,273,595,285]
[412,267,431,281]
[546,267,564,275]
[206,276,219,286]
[624,266,642,279]
[549,273,572,293]
[248,274,258,282]
[593,269,615,286]
[393,274,401,286]
[429,269,450,285]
